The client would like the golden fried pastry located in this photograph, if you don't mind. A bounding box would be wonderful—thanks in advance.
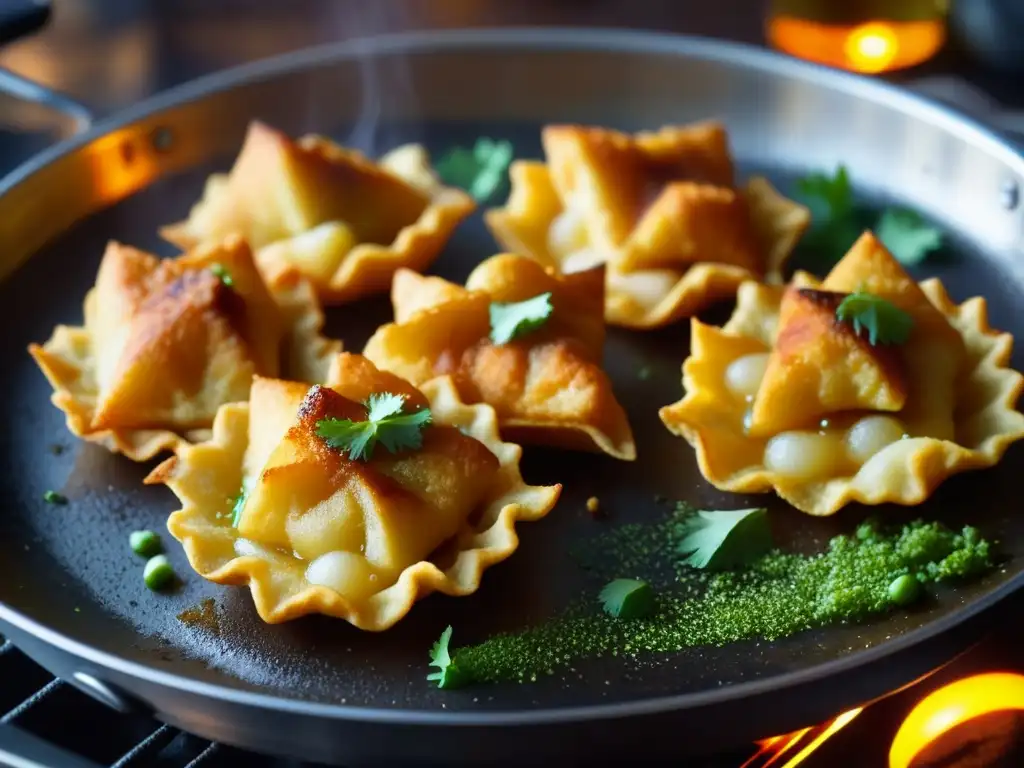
[363,253,635,460]
[161,121,475,304]
[485,122,810,329]
[660,231,1024,516]
[148,353,560,629]
[748,286,908,437]
[29,236,340,461]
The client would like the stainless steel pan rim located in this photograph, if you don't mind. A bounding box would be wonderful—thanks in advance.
[0,26,1021,728]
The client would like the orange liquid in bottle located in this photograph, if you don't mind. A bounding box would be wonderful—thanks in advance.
[767,1,947,74]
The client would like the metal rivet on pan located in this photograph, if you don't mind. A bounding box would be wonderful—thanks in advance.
[71,671,135,714]
[150,126,174,152]
[1000,179,1020,210]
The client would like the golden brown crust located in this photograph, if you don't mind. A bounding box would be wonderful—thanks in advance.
[660,234,1024,516]
[485,123,810,329]
[748,286,908,436]
[152,354,561,629]
[364,254,636,460]
[162,122,475,304]
[28,236,340,461]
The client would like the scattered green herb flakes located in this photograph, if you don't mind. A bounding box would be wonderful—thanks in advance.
[42,490,67,505]
[599,579,655,620]
[453,517,992,686]
[427,626,473,689]
[835,291,914,346]
[436,138,514,202]
[129,530,162,558]
[317,393,432,462]
[143,555,176,591]
[210,263,234,287]
[677,508,772,571]
[876,207,942,266]
[489,292,553,345]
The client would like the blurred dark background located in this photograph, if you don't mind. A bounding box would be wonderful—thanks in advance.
[0,0,1021,118]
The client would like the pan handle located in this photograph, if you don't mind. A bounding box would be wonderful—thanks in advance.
[0,0,94,132]
[0,723,102,768]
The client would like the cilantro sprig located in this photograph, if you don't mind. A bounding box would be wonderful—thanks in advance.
[599,579,655,620]
[316,392,432,462]
[427,625,473,689]
[796,164,942,268]
[835,292,914,346]
[489,292,553,345]
[677,508,772,571]
[875,207,943,266]
[436,137,514,202]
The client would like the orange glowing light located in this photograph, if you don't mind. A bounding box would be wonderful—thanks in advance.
[767,15,945,74]
[889,672,1024,768]
[747,710,862,768]
[779,708,863,768]
[844,22,899,74]
[745,728,811,767]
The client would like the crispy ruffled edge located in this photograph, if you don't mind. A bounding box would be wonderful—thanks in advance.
[151,375,561,629]
[27,269,341,463]
[255,142,476,304]
[659,278,1024,516]
[485,163,808,330]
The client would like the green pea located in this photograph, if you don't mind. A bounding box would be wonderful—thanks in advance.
[143,555,176,591]
[43,490,67,505]
[888,574,921,607]
[129,530,162,558]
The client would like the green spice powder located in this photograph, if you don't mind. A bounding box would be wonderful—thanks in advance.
[454,512,992,684]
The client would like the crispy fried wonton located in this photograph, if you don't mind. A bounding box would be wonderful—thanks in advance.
[161,121,475,304]
[660,232,1024,516]
[147,353,560,629]
[363,254,636,460]
[485,122,810,329]
[29,236,340,461]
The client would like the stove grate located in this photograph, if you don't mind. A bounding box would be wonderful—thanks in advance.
[0,633,340,768]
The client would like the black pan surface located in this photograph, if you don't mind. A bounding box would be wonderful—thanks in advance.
[0,30,1023,764]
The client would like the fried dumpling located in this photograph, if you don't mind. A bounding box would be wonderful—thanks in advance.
[29,236,340,461]
[660,231,1024,516]
[148,353,560,629]
[363,254,635,460]
[485,122,810,329]
[161,121,475,304]
[747,286,908,437]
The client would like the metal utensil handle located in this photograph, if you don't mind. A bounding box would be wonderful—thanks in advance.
[0,0,94,130]
[0,723,102,768]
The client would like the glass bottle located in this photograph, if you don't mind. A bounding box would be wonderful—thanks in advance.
[767,0,949,74]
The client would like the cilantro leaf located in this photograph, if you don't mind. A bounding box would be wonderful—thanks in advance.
[210,263,234,288]
[797,164,853,221]
[677,508,772,571]
[795,164,863,263]
[876,207,942,266]
[599,579,655,620]
[835,292,914,346]
[316,393,432,461]
[795,164,943,269]
[436,137,514,202]
[489,292,553,345]
[427,625,473,689]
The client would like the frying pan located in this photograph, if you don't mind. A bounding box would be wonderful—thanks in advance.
[1,12,1024,767]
